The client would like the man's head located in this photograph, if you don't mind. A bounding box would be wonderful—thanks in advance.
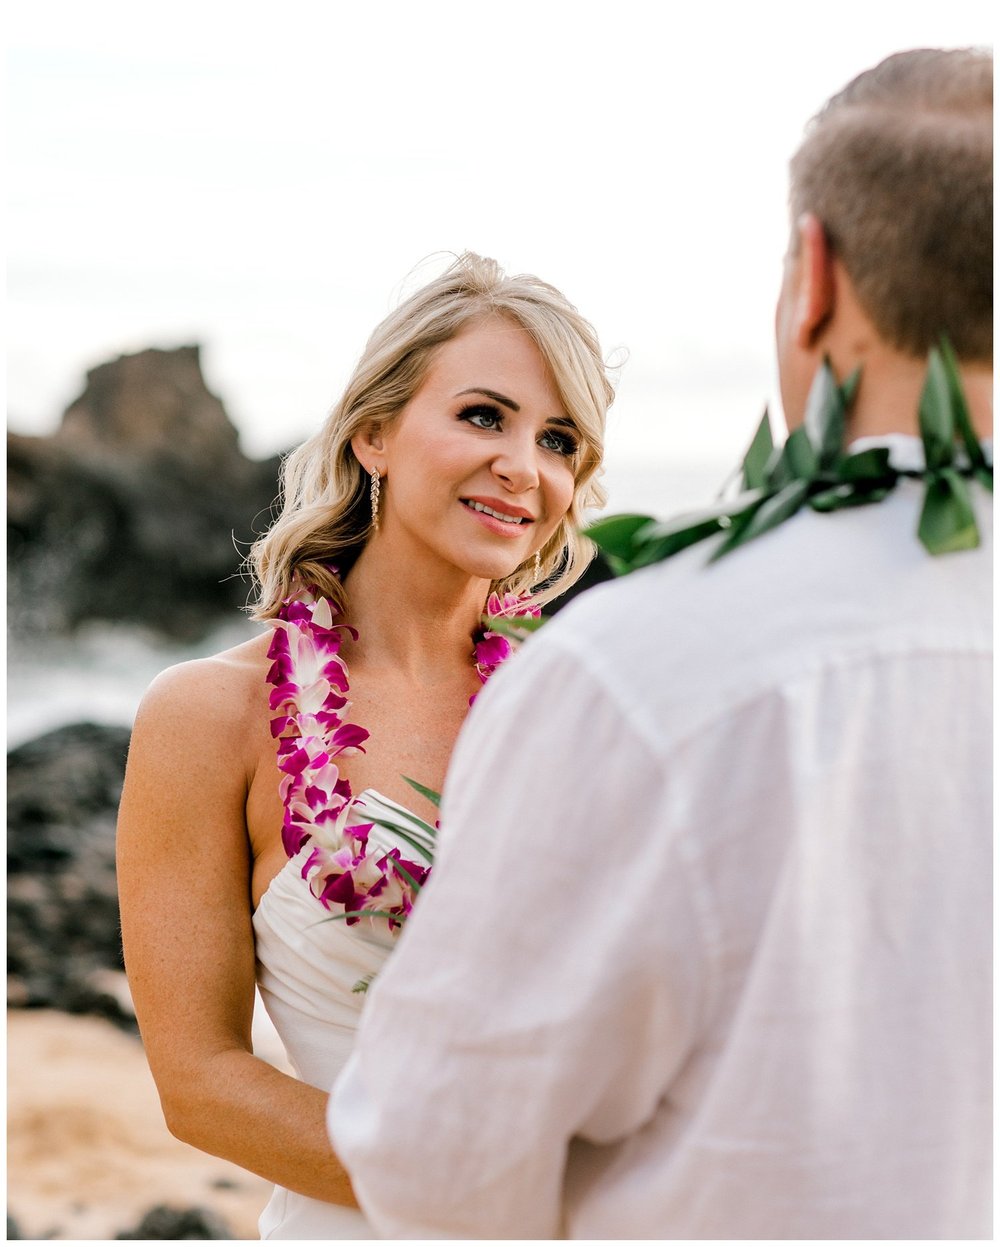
[776,47,992,430]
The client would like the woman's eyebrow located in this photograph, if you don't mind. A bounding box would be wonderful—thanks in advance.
[455,387,520,412]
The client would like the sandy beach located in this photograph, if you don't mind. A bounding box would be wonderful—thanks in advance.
[7,1008,284,1240]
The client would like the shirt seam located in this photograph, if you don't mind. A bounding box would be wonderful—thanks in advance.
[545,627,990,762]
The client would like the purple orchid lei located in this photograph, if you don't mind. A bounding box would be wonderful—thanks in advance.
[266,580,540,930]
[472,590,542,691]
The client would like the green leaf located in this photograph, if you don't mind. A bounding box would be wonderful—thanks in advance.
[583,513,656,561]
[840,366,862,409]
[586,498,771,573]
[810,483,892,511]
[704,499,765,561]
[782,426,820,480]
[328,908,409,923]
[762,443,791,489]
[364,816,436,863]
[389,858,424,894]
[975,466,994,493]
[803,357,846,467]
[709,480,809,561]
[367,808,438,843]
[617,490,766,567]
[938,335,988,474]
[602,553,634,577]
[837,446,894,483]
[918,346,956,472]
[640,490,766,537]
[626,519,725,567]
[352,974,375,994]
[917,469,980,554]
[401,776,442,807]
[483,614,547,641]
[808,483,854,512]
[741,408,774,490]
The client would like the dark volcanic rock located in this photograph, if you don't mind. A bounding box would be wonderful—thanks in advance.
[58,344,242,472]
[115,1204,234,1239]
[7,722,135,1029]
[8,345,282,641]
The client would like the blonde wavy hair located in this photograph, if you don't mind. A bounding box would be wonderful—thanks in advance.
[249,252,613,619]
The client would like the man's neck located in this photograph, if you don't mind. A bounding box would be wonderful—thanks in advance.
[840,351,993,444]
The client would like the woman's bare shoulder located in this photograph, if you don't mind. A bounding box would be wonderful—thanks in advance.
[135,629,274,742]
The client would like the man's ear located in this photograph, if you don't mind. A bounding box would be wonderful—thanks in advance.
[790,214,836,349]
[351,424,385,472]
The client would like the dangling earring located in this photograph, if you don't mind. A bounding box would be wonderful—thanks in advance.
[369,467,381,532]
[533,550,542,583]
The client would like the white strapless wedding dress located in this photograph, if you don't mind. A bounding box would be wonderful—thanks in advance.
[253,790,428,1239]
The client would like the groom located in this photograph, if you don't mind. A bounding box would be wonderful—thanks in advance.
[329,48,993,1238]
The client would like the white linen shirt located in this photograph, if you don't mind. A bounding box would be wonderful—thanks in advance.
[329,441,992,1239]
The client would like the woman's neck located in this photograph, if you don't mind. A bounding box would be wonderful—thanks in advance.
[341,543,491,679]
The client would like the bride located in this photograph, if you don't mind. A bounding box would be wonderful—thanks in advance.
[116,252,613,1238]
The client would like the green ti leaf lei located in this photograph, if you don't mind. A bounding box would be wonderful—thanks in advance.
[586,338,992,575]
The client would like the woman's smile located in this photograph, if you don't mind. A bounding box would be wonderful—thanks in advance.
[460,495,536,537]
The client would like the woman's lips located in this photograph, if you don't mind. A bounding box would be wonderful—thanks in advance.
[461,498,535,538]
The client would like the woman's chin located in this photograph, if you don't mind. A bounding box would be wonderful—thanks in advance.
[446,552,528,585]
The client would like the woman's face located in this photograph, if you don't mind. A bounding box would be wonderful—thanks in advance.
[364,317,579,584]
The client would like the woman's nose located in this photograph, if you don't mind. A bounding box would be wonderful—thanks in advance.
[490,433,540,494]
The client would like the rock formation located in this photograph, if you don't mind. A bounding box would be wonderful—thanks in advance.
[8,346,282,640]
[7,722,135,1029]
[114,1204,235,1240]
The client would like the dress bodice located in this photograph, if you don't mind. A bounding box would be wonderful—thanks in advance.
[252,788,432,1239]
[253,788,431,1085]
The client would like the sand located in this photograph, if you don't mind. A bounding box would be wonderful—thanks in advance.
[7,1007,288,1240]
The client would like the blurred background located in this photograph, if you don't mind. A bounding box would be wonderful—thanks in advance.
[6,0,993,1238]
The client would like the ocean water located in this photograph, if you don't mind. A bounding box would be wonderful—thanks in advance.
[7,618,261,749]
[7,461,729,749]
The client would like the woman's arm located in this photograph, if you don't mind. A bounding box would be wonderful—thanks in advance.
[116,658,357,1206]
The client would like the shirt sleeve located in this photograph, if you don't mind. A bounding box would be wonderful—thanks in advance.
[328,625,712,1239]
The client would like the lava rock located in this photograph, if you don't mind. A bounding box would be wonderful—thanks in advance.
[115,1203,234,1239]
[8,345,282,642]
[7,722,135,1028]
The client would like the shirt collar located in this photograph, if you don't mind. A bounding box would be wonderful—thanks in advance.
[846,433,993,472]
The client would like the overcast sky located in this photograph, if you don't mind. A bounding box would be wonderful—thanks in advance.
[7,0,993,514]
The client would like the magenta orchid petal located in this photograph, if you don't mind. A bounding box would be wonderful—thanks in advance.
[266,630,290,660]
[318,871,358,907]
[304,784,328,810]
[474,633,511,668]
[329,723,371,752]
[283,819,311,858]
[268,681,299,709]
[281,747,312,777]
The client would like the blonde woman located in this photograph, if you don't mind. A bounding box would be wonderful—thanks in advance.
[116,252,613,1239]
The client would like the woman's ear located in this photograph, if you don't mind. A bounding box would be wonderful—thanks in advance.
[351,425,385,473]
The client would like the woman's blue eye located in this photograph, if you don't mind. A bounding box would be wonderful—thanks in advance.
[458,404,503,430]
[540,428,579,456]
[458,404,578,457]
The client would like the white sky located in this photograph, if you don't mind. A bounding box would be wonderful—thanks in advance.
[6,0,994,515]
